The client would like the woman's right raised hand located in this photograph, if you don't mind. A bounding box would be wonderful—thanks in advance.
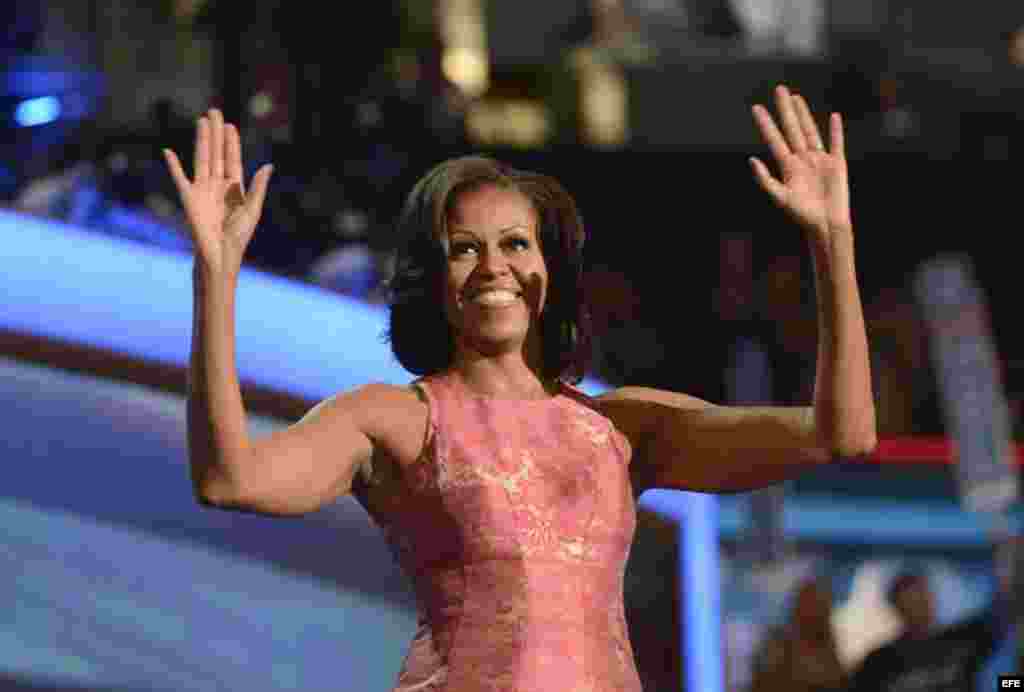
[163,109,273,277]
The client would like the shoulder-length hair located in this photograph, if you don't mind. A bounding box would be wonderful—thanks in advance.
[385,155,592,383]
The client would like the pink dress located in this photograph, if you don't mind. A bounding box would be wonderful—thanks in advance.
[368,372,643,692]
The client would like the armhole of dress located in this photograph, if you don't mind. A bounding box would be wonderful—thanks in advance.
[410,379,437,463]
[560,381,634,467]
[611,424,633,468]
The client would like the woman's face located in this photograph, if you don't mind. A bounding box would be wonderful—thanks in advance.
[442,183,548,356]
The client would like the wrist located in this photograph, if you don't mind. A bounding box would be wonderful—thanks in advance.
[193,257,239,286]
[808,222,853,254]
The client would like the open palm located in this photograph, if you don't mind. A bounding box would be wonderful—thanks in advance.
[750,85,851,239]
[163,109,272,275]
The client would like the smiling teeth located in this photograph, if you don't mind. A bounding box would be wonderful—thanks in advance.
[473,290,518,306]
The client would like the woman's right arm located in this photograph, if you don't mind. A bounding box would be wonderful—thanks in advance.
[168,110,414,516]
[187,264,385,515]
[189,259,421,515]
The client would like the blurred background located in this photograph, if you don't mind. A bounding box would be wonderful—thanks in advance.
[3,0,1024,690]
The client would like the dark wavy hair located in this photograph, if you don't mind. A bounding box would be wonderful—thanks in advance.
[385,155,592,383]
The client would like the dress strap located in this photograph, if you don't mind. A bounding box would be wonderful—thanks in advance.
[410,378,438,433]
[409,375,449,471]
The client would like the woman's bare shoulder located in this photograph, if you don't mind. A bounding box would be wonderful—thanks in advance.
[317,381,424,426]
[338,382,430,467]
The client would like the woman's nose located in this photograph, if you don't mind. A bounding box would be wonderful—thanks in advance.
[477,245,510,275]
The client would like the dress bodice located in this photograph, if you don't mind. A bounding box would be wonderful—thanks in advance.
[366,372,642,692]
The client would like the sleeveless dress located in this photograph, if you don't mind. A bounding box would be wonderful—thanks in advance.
[366,371,643,692]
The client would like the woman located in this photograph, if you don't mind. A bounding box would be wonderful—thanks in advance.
[163,84,874,691]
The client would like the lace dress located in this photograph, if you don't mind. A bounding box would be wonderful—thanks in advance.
[364,371,643,692]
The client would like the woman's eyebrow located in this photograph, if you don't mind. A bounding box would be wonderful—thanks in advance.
[448,224,530,237]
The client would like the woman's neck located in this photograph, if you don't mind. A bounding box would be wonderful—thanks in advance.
[450,332,553,399]
[450,352,554,399]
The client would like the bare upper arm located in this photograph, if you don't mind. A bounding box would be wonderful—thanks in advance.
[597,386,825,494]
[217,383,427,516]
[596,386,713,452]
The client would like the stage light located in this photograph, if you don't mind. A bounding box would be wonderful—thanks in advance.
[14,95,61,127]
[466,99,552,147]
[441,48,488,96]
[438,0,489,97]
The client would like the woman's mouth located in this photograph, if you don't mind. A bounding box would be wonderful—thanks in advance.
[469,289,520,307]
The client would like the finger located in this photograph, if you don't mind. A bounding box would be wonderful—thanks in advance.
[752,104,791,163]
[245,164,274,217]
[194,117,210,182]
[226,123,244,193]
[209,108,224,179]
[749,157,787,203]
[793,94,824,151]
[774,85,808,152]
[829,112,845,158]
[162,149,190,197]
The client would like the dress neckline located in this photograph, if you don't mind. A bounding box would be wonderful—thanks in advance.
[434,372,569,404]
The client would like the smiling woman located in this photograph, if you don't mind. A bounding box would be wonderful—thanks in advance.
[386,155,591,387]
[164,84,875,692]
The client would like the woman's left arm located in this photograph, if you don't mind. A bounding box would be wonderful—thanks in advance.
[600,85,876,494]
[751,84,877,459]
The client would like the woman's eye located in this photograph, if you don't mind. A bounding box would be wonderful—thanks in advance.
[508,237,530,250]
[451,243,476,256]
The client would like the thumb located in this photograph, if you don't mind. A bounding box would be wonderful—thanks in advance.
[245,164,274,216]
[749,157,787,205]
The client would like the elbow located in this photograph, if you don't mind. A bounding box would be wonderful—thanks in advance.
[821,403,878,460]
[831,433,877,460]
[192,475,236,509]
[189,445,261,510]
[190,464,317,517]
[830,421,878,459]
[193,478,272,512]
[189,459,243,509]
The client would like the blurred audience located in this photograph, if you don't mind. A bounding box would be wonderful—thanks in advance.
[726,0,825,56]
[848,545,1019,692]
[12,117,193,253]
[749,574,848,692]
[715,233,774,405]
[865,284,944,436]
[584,262,666,387]
[758,251,817,405]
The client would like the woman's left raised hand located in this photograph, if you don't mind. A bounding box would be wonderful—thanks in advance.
[750,84,851,242]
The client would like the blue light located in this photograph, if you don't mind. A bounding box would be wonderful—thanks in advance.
[641,490,723,692]
[680,493,723,692]
[15,96,61,127]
